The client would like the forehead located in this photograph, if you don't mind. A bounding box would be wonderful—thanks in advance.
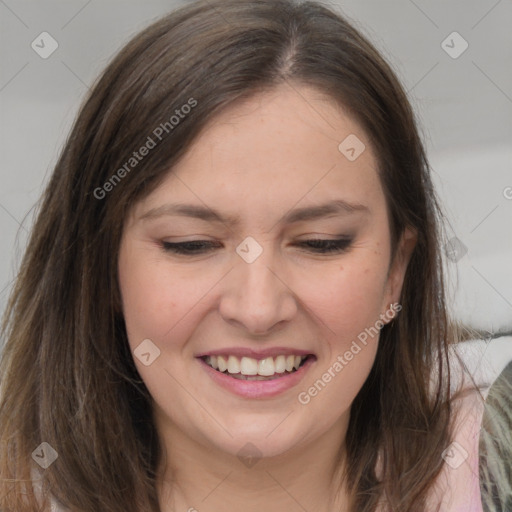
[130,84,386,227]
[191,83,372,164]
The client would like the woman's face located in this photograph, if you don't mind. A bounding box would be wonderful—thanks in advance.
[118,83,415,460]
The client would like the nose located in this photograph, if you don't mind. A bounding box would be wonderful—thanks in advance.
[218,246,298,336]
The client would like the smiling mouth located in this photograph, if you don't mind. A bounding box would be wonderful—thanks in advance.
[201,354,313,381]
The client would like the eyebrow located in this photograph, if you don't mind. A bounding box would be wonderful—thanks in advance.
[138,199,370,226]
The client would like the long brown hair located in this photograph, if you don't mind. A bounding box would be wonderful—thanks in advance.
[0,1,475,510]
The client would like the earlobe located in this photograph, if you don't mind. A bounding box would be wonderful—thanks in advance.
[386,226,418,307]
[380,302,402,327]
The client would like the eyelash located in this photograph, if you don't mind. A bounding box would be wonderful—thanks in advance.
[161,238,353,255]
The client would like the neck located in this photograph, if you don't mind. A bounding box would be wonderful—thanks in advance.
[155,410,352,512]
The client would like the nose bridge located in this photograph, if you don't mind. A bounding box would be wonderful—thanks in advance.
[241,253,278,297]
[219,239,296,333]
[235,241,283,307]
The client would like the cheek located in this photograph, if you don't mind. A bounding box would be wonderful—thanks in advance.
[118,243,188,346]
[295,257,387,420]
[300,253,389,342]
[299,336,378,426]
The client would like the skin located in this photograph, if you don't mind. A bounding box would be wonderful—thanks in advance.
[118,82,417,512]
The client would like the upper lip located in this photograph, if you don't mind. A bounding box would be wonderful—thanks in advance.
[195,347,315,359]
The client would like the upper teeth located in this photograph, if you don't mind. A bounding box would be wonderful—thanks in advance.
[205,354,307,376]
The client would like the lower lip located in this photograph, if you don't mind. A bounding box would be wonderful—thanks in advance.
[197,356,316,399]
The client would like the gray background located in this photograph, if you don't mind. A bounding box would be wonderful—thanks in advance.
[1,0,511,350]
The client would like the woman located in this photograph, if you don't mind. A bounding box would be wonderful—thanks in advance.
[0,0,504,510]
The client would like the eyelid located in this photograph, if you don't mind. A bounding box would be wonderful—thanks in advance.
[161,236,353,256]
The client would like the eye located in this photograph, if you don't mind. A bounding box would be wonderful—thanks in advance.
[161,238,352,255]
[295,238,352,254]
[161,240,221,255]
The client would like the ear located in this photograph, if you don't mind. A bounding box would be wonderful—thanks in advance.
[381,226,417,319]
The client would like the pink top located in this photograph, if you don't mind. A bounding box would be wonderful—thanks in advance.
[425,390,486,512]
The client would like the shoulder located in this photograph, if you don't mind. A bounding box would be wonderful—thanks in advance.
[426,388,486,512]
[427,335,512,512]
